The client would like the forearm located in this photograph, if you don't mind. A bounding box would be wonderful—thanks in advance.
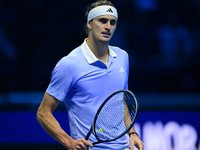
[37,110,73,148]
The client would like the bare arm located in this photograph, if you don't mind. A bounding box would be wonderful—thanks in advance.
[36,92,93,150]
[128,127,144,150]
[123,100,144,150]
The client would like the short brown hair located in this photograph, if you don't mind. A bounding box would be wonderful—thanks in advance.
[84,0,116,35]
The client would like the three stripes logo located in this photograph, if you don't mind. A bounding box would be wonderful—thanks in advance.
[119,67,125,73]
[106,8,113,13]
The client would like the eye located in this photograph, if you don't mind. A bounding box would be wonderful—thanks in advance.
[99,18,108,24]
[110,20,117,26]
[98,18,117,26]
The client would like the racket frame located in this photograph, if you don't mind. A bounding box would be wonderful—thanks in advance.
[85,90,139,145]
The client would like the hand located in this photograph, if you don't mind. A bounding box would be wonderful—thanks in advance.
[129,134,144,150]
[68,138,93,150]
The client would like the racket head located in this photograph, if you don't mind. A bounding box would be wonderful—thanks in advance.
[92,90,139,144]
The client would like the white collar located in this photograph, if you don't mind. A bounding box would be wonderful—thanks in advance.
[81,39,117,64]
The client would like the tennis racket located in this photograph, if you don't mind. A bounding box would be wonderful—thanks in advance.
[85,89,139,145]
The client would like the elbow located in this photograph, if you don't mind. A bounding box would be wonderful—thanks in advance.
[36,108,43,124]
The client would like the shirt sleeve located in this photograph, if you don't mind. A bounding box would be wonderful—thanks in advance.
[46,58,74,101]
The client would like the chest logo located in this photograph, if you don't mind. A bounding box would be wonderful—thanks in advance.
[119,67,125,72]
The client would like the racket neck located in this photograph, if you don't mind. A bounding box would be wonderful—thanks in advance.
[85,127,93,140]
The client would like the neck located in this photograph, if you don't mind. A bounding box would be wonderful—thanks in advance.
[86,37,109,60]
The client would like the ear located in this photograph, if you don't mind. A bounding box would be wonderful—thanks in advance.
[87,21,92,29]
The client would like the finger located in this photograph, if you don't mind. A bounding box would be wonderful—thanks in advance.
[138,143,144,150]
[81,139,93,149]
[85,140,93,148]
[129,144,134,150]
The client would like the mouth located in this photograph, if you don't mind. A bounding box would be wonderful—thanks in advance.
[101,32,111,37]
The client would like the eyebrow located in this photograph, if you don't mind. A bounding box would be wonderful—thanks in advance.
[98,17,117,21]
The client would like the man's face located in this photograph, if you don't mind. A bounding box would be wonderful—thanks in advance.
[87,15,117,43]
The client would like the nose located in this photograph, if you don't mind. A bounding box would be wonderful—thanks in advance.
[105,21,111,31]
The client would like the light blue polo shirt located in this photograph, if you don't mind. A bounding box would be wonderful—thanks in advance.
[46,39,130,149]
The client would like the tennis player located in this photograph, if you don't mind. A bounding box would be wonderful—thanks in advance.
[37,0,144,149]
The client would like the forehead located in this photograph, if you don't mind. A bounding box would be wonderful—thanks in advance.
[95,15,117,20]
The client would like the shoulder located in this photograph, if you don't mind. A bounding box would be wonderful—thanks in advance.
[53,45,89,77]
[57,46,84,66]
[62,46,82,61]
[109,46,128,57]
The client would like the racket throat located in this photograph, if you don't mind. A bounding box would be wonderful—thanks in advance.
[85,127,93,140]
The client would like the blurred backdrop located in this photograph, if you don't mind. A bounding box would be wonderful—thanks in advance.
[0,0,200,149]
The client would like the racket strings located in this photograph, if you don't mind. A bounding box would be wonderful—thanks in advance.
[95,92,137,141]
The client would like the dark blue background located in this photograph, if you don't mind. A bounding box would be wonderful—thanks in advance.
[0,0,200,94]
[0,0,200,149]
[0,111,199,144]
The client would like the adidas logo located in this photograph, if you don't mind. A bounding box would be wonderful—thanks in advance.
[119,67,125,72]
[106,8,113,13]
